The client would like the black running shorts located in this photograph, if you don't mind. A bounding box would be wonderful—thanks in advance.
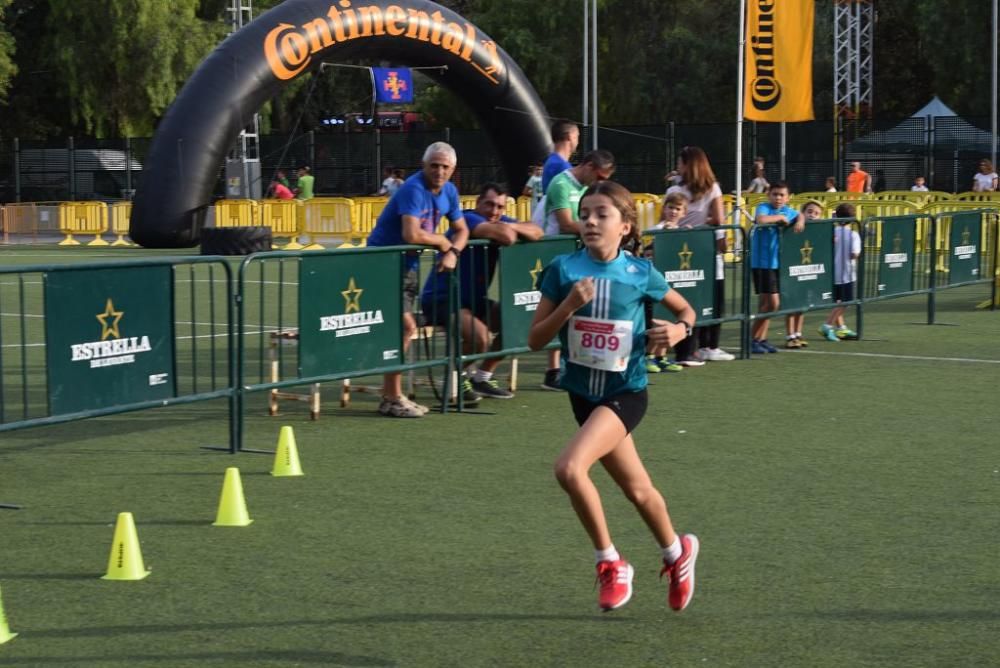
[569,389,648,434]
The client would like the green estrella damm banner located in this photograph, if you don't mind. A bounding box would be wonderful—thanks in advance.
[877,218,916,297]
[780,221,834,311]
[650,228,717,322]
[498,237,577,349]
[948,212,982,285]
[45,266,175,415]
[298,251,403,377]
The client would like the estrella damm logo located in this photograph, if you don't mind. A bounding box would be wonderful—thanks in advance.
[70,298,153,368]
[788,240,825,281]
[954,226,977,259]
[884,233,909,268]
[677,242,693,270]
[319,277,384,337]
[513,258,543,311]
[263,1,505,84]
[528,258,543,290]
[341,276,363,313]
[799,240,814,264]
[664,243,704,288]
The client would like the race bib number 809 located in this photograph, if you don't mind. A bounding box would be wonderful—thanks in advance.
[568,316,633,372]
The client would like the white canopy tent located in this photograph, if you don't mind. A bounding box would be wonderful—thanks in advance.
[850,97,995,153]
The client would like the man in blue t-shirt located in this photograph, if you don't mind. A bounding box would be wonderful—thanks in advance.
[367,141,469,417]
[421,182,543,399]
[541,120,579,193]
[750,181,803,354]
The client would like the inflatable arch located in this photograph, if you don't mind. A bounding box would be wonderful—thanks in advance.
[131,0,552,248]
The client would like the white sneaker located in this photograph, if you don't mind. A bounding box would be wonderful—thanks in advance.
[699,347,735,362]
[403,397,430,414]
[677,358,705,367]
[378,396,424,418]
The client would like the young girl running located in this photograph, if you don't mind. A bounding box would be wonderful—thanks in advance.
[527,180,700,612]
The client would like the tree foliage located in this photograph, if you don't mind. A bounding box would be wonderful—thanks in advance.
[42,0,219,137]
[0,0,996,138]
[0,0,15,104]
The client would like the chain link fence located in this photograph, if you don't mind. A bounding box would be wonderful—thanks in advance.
[2,115,998,202]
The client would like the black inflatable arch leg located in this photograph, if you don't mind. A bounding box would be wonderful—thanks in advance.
[130,0,553,248]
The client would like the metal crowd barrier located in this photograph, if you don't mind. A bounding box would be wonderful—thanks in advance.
[234,245,454,444]
[0,213,994,451]
[0,257,236,449]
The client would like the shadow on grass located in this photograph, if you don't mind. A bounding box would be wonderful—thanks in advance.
[0,649,394,666]
[24,612,628,639]
[809,609,999,622]
[18,519,208,527]
[1,573,96,581]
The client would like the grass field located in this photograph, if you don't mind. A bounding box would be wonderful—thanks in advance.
[0,244,998,667]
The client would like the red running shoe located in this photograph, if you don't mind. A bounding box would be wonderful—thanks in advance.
[596,559,634,611]
[661,534,699,611]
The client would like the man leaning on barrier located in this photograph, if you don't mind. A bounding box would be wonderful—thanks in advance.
[366,142,469,418]
[421,182,544,402]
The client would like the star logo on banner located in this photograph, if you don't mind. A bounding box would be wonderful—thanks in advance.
[893,233,903,253]
[800,240,814,264]
[678,243,693,270]
[961,227,971,245]
[529,258,544,290]
[96,298,123,341]
[341,277,363,313]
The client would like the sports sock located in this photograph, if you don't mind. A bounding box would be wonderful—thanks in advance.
[662,537,682,564]
[473,369,493,383]
[595,544,621,564]
[785,334,796,341]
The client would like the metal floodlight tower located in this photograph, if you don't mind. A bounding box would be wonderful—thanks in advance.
[225,0,262,199]
[833,0,874,149]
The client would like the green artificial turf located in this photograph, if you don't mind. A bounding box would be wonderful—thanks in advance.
[1,264,997,665]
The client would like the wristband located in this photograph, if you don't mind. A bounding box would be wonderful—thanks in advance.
[447,247,460,258]
[679,320,694,337]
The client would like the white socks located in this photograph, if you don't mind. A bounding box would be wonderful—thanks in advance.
[595,545,621,563]
[597,539,681,564]
[473,369,493,383]
[662,537,682,564]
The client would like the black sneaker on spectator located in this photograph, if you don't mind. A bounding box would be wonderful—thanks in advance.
[471,378,514,399]
[540,368,563,391]
[455,376,482,404]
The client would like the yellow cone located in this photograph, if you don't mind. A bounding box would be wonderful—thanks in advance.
[213,467,253,526]
[271,426,304,477]
[0,584,17,644]
[101,512,151,581]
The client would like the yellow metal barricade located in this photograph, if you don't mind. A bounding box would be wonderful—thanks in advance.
[214,199,259,229]
[3,202,36,242]
[109,201,133,246]
[2,202,62,242]
[58,201,110,246]
[856,201,920,250]
[923,203,1000,272]
[352,196,388,238]
[300,197,357,249]
[874,190,949,207]
[511,196,533,221]
[459,195,478,210]
[632,193,661,231]
[259,199,304,249]
[954,191,1000,203]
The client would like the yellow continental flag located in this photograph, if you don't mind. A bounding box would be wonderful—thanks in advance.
[744,0,814,122]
